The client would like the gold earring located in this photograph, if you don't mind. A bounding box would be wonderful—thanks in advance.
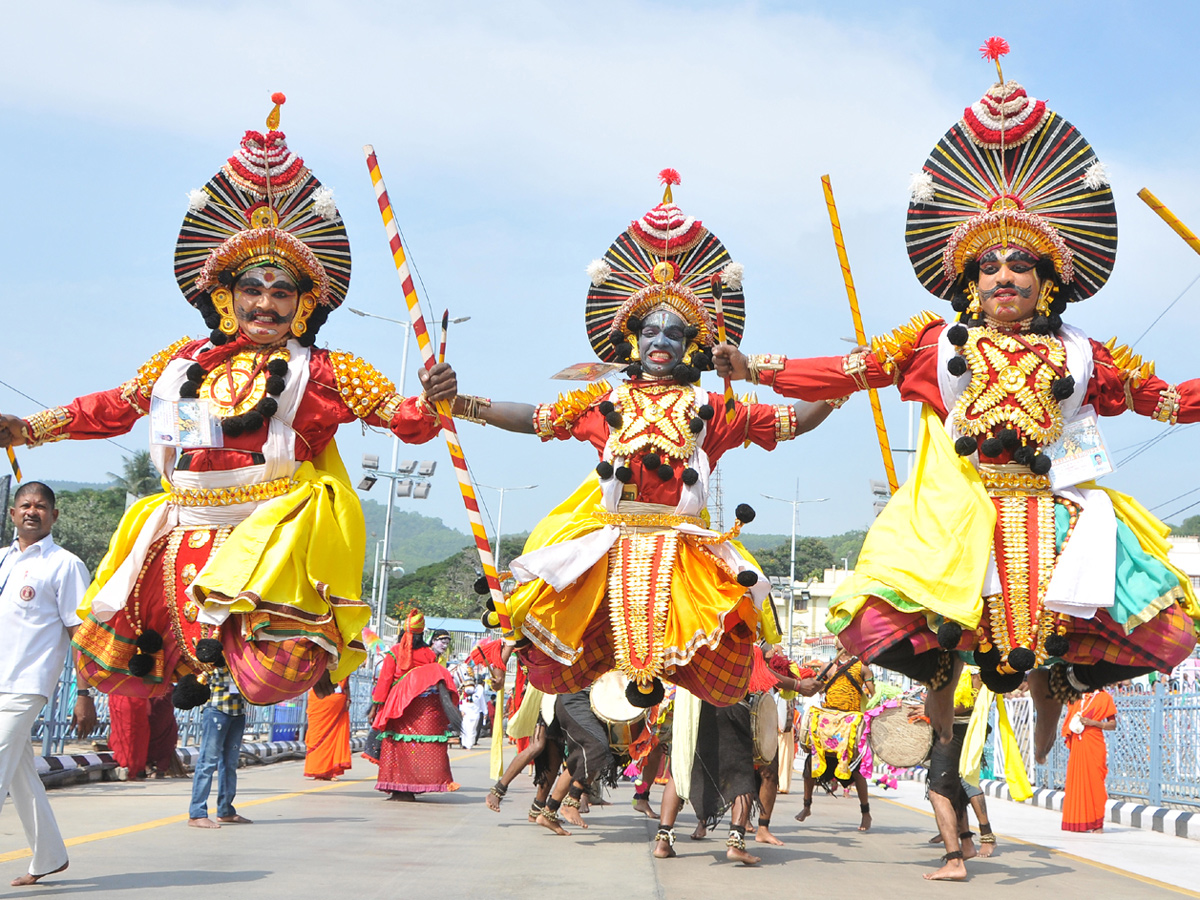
[211,287,239,335]
[1036,280,1054,316]
[967,281,982,317]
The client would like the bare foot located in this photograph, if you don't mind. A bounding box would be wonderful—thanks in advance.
[977,839,996,858]
[727,846,761,866]
[653,838,676,859]
[961,837,977,861]
[217,815,253,824]
[11,861,68,886]
[755,825,784,846]
[536,813,571,836]
[486,790,503,812]
[795,805,811,822]
[859,811,872,832]
[691,822,708,840]
[928,834,945,844]
[386,791,416,802]
[923,857,967,881]
[528,807,544,823]
[561,804,589,828]
[188,817,220,829]
[632,796,657,818]
[586,793,610,807]
[579,796,590,814]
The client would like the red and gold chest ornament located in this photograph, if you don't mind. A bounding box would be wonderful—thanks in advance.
[178,345,290,438]
[607,382,698,461]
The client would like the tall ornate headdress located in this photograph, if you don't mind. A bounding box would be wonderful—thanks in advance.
[173,93,351,343]
[584,169,745,362]
[905,38,1117,302]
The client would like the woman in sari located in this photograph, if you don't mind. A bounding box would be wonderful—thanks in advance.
[1061,689,1116,832]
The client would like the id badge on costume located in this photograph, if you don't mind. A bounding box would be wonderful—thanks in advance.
[1044,405,1113,490]
[150,397,224,448]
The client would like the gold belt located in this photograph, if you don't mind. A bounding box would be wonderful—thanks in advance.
[978,464,1051,494]
[170,477,295,508]
[592,511,703,529]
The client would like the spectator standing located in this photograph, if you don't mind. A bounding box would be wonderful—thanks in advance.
[1061,689,1117,833]
[188,665,251,828]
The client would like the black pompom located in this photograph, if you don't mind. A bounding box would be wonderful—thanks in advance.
[1030,314,1053,335]
[240,410,265,433]
[172,674,211,710]
[186,363,206,382]
[473,575,490,596]
[698,404,714,420]
[1048,313,1063,331]
[656,464,674,481]
[614,342,632,361]
[736,570,759,587]
[1007,646,1036,672]
[946,324,969,346]
[689,418,704,434]
[999,428,1021,451]
[1044,634,1070,657]
[485,598,496,612]
[298,333,316,348]
[267,358,288,377]
[682,468,699,486]
[615,466,633,484]
[625,678,665,709]
[1049,297,1068,316]
[128,653,154,678]
[735,503,756,523]
[947,355,968,377]
[624,362,643,380]
[692,350,713,371]
[595,461,614,480]
[642,453,661,470]
[256,397,278,418]
[684,325,699,341]
[195,638,224,664]
[979,436,1004,458]
[672,364,699,385]
[973,646,1001,669]
[937,621,963,651]
[598,400,615,416]
[136,629,164,654]
[298,275,314,294]
[605,411,623,428]
[954,435,978,456]
[265,375,286,395]
[1030,453,1052,475]
[950,294,970,313]
[481,610,501,630]
[178,382,200,400]
[979,667,1024,695]
[1012,445,1036,465]
[1052,375,1075,400]
[967,316,984,328]
[626,317,643,335]
[209,330,229,346]
[221,416,245,437]
[202,313,221,330]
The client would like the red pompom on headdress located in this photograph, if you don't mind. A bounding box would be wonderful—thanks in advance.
[271,91,287,105]
[658,167,681,204]
[978,36,1009,61]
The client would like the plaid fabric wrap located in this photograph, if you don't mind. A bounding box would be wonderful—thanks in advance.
[207,667,245,716]
[222,625,326,705]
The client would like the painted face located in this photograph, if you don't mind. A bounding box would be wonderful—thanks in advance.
[9,490,57,547]
[431,636,451,655]
[976,247,1042,322]
[637,308,687,377]
[233,266,299,344]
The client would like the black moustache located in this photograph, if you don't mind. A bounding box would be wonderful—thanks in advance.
[237,310,290,324]
[981,283,1033,300]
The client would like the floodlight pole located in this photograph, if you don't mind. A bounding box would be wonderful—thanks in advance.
[476,483,538,572]
[761,482,827,661]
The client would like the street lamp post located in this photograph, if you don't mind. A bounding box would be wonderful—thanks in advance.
[761,481,827,662]
[476,483,538,572]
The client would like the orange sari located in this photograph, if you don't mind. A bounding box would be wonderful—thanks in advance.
[1061,690,1115,832]
[304,683,352,780]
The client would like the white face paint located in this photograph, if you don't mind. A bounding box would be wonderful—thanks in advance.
[637,309,687,377]
[432,637,451,655]
[233,265,299,344]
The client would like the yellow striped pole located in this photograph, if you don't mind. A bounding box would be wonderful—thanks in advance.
[1138,188,1200,257]
[821,175,898,494]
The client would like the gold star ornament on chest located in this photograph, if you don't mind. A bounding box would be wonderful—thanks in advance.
[607,382,697,460]
[953,328,1066,445]
[202,349,289,418]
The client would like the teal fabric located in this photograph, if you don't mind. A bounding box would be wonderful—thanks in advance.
[1054,499,1181,630]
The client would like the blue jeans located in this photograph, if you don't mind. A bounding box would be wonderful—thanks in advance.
[189,707,245,820]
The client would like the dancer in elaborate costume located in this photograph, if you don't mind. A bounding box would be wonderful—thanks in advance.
[0,95,455,709]
[369,610,460,800]
[715,39,1200,880]
[450,171,832,708]
[796,641,874,831]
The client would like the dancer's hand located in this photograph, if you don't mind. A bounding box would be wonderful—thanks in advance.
[71,694,97,737]
[712,345,749,381]
[0,414,28,447]
[419,363,458,404]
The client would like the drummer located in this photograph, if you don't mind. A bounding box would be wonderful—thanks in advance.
[796,640,876,832]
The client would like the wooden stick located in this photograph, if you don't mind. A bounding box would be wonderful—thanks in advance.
[364,146,512,634]
[820,175,898,494]
[1138,187,1200,257]
[710,276,736,424]
[438,309,449,365]
[5,447,20,483]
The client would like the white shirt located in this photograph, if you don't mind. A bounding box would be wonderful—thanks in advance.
[0,534,88,698]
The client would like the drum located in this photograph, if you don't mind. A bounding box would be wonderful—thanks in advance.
[750,692,779,765]
[590,671,646,753]
[868,705,934,768]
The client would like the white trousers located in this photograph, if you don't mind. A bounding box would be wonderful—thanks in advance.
[0,693,67,876]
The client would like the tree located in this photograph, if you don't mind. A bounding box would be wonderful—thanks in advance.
[386,547,487,619]
[753,537,836,581]
[52,488,125,575]
[106,451,161,499]
[1172,515,1200,537]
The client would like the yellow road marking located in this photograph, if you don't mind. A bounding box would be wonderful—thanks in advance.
[875,795,1200,898]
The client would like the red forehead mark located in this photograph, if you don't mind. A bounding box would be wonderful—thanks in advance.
[263,271,275,282]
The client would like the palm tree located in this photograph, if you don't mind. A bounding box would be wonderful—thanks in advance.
[107,451,161,499]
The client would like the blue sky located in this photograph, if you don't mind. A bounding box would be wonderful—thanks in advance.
[5,1,1200,550]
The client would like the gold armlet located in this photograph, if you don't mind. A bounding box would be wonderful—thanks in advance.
[842,351,871,391]
[825,395,850,409]
[746,354,786,386]
[1152,385,1181,425]
[774,405,798,442]
[532,403,556,438]
[453,394,491,425]
[24,407,72,447]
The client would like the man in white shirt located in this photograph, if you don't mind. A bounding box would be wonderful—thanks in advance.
[0,482,95,886]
